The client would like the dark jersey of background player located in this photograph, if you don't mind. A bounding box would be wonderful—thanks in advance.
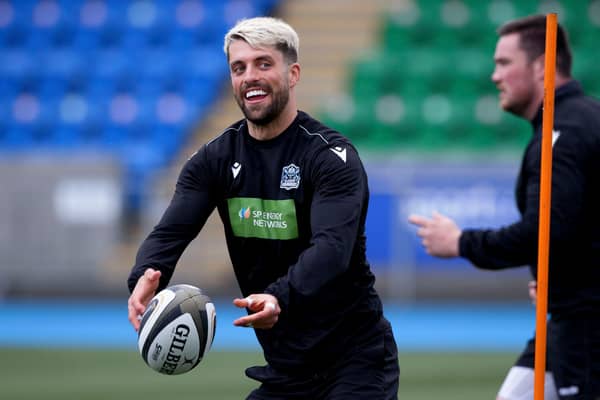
[408,14,600,399]
[128,110,384,372]
[460,79,600,314]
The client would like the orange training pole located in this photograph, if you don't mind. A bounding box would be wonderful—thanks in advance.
[534,13,557,400]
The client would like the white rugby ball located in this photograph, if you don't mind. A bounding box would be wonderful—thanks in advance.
[138,284,216,375]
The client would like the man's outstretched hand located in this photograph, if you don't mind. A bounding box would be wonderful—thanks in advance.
[233,294,281,329]
[127,268,161,331]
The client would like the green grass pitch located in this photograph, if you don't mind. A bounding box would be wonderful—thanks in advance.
[0,348,516,399]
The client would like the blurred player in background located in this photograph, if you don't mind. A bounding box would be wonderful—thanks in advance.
[127,16,399,399]
[408,15,600,400]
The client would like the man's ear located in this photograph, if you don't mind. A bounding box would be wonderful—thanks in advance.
[289,63,300,87]
[532,54,546,82]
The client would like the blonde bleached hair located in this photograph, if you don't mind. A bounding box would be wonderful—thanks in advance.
[223,17,299,64]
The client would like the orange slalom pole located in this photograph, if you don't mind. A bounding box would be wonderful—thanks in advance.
[534,13,557,400]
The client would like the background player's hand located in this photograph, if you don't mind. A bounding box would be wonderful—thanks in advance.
[127,268,162,331]
[408,211,461,258]
[528,280,537,305]
[233,294,281,329]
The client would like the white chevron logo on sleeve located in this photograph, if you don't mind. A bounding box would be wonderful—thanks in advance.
[330,146,347,163]
[231,162,241,178]
[552,130,561,147]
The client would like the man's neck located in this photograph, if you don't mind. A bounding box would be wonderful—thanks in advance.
[525,75,571,121]
[248,107,298,141]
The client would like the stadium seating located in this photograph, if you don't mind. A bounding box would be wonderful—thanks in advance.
[0,0,280,214]
[321,0,600,152]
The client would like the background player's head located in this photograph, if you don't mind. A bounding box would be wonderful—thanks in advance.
[492,14,572,120]
[223,17,301,127]
[498,14,572,77]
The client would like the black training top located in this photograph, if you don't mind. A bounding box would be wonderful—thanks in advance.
[128,110,383,371]
[460,81,600,314]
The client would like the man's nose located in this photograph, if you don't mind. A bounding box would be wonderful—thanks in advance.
[243,65,260,83]
[491,67,500,84]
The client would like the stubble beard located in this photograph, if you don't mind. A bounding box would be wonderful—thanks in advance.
[235,82,290,126]
[502,91,533,119]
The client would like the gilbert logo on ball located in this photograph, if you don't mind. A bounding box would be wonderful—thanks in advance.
[137,284,216,375]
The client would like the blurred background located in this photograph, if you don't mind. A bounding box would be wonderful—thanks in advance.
[0,0,599,397]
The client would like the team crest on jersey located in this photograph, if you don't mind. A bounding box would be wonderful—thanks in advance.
[280,163,300,190]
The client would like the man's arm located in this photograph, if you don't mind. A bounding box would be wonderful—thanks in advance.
[264,145,367,308]
[126,151,217,329]
[409,127,589,270]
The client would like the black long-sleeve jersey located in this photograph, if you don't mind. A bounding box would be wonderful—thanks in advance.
[459,81,600,314]
[128,111,383,372]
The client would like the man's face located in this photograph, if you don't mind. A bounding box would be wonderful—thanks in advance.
[228,40,292,126]
[491,33,538,118]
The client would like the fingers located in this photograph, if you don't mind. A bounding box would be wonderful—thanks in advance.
[528,280,537,306]
[127,298,144,332]
[409,211,461,258]
[144,268,162,284]
[232,296,253,309]
[233,295,280,329]
[408,215,431,239]
[233,306,279,328]
[409,211,448,227]
[528,280,537,289]
[408,214,429,227]
[127,268,162,332]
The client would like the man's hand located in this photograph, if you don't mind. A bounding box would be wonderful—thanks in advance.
[408,211,461,258]
[233,294,281,329]
[528,280,537,305]
[127,268,162,331]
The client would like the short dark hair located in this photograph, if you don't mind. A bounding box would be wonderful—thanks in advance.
[498,14,572,77]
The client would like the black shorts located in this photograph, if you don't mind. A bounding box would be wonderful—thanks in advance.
[245,317,399,400]
[515,312,600,400]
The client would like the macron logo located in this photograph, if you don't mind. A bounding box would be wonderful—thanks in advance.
[232,162,241,179]
[330,146,347,163]
[558,386,579,396]
[552,130,561,147]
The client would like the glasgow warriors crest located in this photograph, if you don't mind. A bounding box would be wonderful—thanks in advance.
[280,163,300,190]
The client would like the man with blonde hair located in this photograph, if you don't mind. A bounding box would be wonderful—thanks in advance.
[127,17,400,399]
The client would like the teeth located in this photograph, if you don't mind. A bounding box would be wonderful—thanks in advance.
[246,89,267,99]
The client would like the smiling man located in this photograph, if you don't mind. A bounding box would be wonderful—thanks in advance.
[408,15,600,400]
[127,17,399,399]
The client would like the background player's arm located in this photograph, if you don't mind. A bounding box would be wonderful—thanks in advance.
[460,127,589,270]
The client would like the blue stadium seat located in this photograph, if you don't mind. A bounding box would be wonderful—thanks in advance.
[1,123,35,150]
[0,49,37,78]
[0,0,281,216]
[41,49,87,80]
[90,48,136,79]
[0,20,29,49]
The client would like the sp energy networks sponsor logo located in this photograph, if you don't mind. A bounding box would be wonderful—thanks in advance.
[228,197,298,240]
[239,207,251,220]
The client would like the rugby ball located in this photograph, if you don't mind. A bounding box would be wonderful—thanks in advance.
[137,284,216,375]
